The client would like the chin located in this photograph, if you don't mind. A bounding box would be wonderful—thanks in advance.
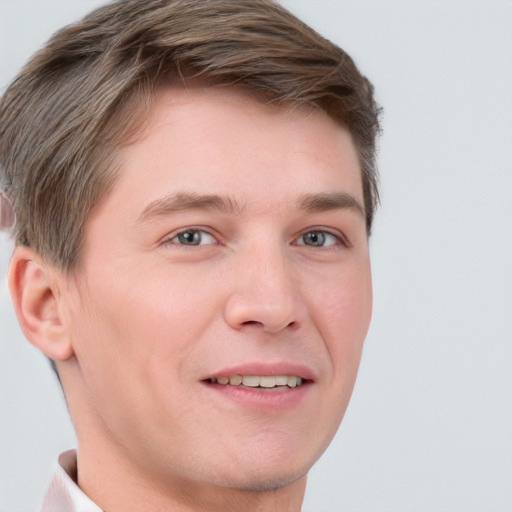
[204,448,314,494]
[221,467,309,494]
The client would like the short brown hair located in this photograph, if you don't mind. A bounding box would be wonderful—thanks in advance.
[0,0,381,270]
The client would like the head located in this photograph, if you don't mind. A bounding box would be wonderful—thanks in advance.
[2,1,381,509]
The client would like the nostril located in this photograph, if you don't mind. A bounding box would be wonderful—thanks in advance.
[240,319,298,330]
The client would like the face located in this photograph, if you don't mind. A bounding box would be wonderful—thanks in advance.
[64,86,372,493]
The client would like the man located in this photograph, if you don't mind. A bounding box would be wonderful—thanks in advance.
[0,0,381,510]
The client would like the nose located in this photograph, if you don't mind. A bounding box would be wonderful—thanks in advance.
[223,243,302,334]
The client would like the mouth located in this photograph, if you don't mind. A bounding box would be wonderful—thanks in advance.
[202,367,314,409]
[206,375,307,390]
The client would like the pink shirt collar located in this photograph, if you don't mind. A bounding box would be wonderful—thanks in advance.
[40,450,102,512]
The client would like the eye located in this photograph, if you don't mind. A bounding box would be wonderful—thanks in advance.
[167,229,217,246]
[296,230,343,248]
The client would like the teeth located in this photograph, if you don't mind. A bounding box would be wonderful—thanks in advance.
[242,375,260,387]
[229,375,242,385]
[259,376,276,388]
[210,375,304,389]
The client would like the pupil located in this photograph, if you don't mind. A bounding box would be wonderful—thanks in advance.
[305,232,325,246]
[179,231,200,245]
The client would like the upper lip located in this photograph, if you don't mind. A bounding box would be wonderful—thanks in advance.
[203,362,317,382]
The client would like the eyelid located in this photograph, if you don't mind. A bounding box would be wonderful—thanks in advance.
[161,226,220,247]
[294,227,350,248]
[160,225,350,248]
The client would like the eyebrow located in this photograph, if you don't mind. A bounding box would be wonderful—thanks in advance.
[296,192,365,217]
[137,192,243,223]
[137,190,365,224]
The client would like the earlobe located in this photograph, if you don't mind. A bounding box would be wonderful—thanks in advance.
[8,246,74,361]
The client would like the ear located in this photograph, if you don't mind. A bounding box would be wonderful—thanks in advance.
[8,246,74,361]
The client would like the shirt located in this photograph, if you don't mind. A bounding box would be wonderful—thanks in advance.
[40,450,103,512]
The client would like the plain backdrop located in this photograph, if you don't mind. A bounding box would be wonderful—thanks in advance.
[1,1,511,511]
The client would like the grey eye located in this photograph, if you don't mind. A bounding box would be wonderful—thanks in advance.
[301,231,326,247]
[296,230,340,248]
[172,230,216,246]
[177,231,201,245]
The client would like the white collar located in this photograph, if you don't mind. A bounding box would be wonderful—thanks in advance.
[40,450,103,512]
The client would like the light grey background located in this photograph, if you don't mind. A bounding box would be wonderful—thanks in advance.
[1,1,511,511]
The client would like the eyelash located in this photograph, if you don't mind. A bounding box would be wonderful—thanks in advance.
[295,228,349,249]
[162,227,218,247]
[161,227,349,249]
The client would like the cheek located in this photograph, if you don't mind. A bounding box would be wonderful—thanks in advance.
[297,263,372,456]
[71,263,223,380]
[309,261,372,375]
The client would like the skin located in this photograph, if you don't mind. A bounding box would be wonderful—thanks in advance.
[9,86,372,512]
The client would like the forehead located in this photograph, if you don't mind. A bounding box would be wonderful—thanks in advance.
[117,84,362,194]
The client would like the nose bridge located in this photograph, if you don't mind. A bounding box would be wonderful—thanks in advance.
[224,236,300,333]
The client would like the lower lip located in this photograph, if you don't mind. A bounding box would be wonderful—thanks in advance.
[202,381,312,411]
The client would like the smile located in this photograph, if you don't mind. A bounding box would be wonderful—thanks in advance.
[208,375,304,389]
